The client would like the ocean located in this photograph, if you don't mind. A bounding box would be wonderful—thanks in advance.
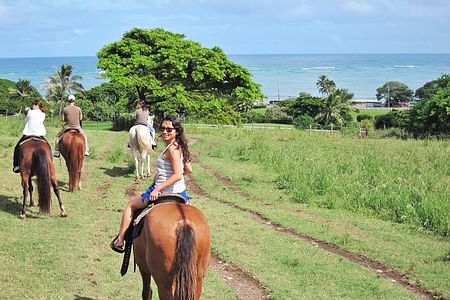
[1,54,449,101]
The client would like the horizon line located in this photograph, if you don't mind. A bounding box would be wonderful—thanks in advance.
[1,52,450,59]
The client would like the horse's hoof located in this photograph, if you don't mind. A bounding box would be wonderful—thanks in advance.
[60,212,68,217]
[19,213,26,219]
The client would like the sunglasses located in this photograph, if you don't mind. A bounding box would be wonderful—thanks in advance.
[159,126,176,133]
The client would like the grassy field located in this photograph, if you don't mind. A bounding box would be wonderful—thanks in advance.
[0,116,449,299]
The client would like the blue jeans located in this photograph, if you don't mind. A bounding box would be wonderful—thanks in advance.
[141,183,191,203]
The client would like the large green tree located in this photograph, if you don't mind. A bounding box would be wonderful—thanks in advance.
[286,92,324,119]
[376,81,413,107]
[97,27,263,123]
[407,83,450,137]
[43,64,85,115]
[415,74,450,100]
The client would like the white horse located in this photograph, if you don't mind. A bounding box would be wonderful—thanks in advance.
[129,125,155,180]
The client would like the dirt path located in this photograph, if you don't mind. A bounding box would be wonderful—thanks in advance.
[187,164,445,300]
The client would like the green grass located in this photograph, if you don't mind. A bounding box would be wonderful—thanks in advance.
[0,119,233,299]
[1,117,449,299]
[190,128,449,236]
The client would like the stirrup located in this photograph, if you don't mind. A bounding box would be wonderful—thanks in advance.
[53,151,60,158]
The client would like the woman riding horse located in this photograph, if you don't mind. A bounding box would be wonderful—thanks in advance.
[112,115,209,300]
[12,100,66,218]
[12,100,51,173]
[112,115,193,251]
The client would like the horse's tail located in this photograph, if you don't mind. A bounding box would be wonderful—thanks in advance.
[68,136,84,190]
[32,148,51,214]
[174,223,197,300]
[137,126,152,155]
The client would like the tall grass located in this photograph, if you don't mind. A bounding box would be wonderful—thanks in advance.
[194,128,450,236]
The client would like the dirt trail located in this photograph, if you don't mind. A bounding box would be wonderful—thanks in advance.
[187,165,445,300]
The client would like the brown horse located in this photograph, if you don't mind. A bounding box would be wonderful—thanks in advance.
[18,138,67,218]
[133,202,211,300]
[60,130,85,191]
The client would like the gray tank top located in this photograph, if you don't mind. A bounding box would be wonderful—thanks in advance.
[135,108,149,126]
[154,143,185,193]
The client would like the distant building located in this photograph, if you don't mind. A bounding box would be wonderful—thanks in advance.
[350,99,383,108]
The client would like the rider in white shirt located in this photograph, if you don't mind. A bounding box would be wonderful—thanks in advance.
[12,100,49,173]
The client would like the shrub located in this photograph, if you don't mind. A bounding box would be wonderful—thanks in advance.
[374,113,395,129]
[293,114,315,129]
[356,114,373,122]
[112,113,134,131]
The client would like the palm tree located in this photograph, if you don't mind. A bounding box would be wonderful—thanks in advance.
[43,64,85,114]
[315,88,353,126]
[316,75,336,96]
[8,79,36,114]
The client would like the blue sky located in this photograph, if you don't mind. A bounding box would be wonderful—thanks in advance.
[0,0,449,57]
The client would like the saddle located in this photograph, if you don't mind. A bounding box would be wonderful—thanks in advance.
[120,193,187,276]
[63,128,81,134]
[18,136,48,147]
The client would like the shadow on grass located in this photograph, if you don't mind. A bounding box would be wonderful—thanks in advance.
[0,194,41,218]
[0,194,21,215]
[73,295,96,300]
[100,166,132,178]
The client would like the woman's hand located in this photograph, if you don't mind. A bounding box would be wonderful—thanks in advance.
[150,186,160,201]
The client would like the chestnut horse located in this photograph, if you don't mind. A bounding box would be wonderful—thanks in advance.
[133,202,211,300]
[61,130,85,191]
[18,138,67,218]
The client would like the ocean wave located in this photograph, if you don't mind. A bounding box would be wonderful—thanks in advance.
[302,66,335,71]
[393,65,417,68]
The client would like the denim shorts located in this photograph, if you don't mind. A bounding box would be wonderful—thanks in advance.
[141,183,191,203]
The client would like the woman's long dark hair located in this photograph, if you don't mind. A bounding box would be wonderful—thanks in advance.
[33,99,48,113]
[161,115,191,162]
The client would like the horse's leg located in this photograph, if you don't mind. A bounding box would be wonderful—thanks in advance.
[51,175,67,217]
[140,156,145,179]
[146,154,151,177]
[194,277,205,300]
[133,151,140,180]
[156,283,175,300]
[139,270,153,300]
[20,176,29,218]
[28,176,34,207]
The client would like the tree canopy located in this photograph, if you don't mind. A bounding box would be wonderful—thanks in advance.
[97,27,263,123]
[415,74,450,100]
[376,81,413,107]
[407,82,450,137]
